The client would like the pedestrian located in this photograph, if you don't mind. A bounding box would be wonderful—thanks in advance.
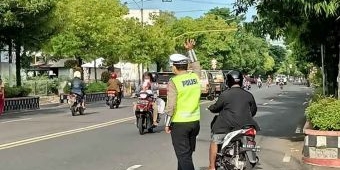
[164,39,201,170]
[0,77,5,115]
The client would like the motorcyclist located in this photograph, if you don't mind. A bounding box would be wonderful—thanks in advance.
[257,75,262,88]
[266,75,272,88]
[134,72,164,126]
[70,71,86,109]
[207,70,260,170]
[107,73,123,104]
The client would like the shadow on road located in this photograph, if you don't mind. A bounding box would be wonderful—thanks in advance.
[255,89,309,142]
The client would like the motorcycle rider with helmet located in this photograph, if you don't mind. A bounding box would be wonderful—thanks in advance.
[133,72,164,126]
[107,73,123,104]
[70,71,86,109]
[207,70,260,170]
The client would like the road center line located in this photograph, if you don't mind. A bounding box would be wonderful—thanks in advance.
[126,165,142,170]
[0,118,32,124]
[0,100,212,150]
[0,116,135,151]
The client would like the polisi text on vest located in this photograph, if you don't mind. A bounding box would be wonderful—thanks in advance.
[182,79,198,87]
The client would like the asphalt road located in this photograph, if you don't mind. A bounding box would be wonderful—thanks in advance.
[0,84,321,170]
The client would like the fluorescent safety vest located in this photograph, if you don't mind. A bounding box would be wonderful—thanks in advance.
[171,73,201,122]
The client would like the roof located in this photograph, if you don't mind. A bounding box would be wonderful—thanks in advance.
[49,59,68,68]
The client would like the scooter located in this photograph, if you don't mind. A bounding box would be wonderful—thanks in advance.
[68,94,85,116]
[215,126,260,170]
[134,92,159,135]
[106,90,120,109]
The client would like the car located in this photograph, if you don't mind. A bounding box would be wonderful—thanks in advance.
[275,75,288,85]
[244,75,256,84]
[208,70,225,95]
[157,72,175,101]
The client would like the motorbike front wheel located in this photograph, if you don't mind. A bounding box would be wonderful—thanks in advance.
[79,107,84,115]
[137,117,144,135]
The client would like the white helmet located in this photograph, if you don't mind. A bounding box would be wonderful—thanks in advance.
[169,54,189,66]
[73,71,81,78]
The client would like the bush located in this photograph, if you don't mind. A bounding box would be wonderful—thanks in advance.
[85,81,106,93]
[4,86,32,98]
[63,81,107,94]
[101,71,111,83]
[306,97,340,131]
[63,82,71,94]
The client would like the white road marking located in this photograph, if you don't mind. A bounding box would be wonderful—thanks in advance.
[263,103,268,105]
[270,99,274,101]
[295,126,302,134]
[126,165,142,170]
[0,118,32,124]
[282,154,291,162]
[0,116,135,150]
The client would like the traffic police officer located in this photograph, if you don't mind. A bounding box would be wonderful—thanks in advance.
[165,39,201,170]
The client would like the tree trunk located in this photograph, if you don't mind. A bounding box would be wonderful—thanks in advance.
[94,59,97,82]
[8,39,13,86]
[77,57,84,80]
[15,42,21,87]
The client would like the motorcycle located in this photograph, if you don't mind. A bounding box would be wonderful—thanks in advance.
[106,90,120,109]
[279,80,284,90]
[215,125,260,170]
[134,91,159,135]
[68,93,85,116]
[243,81,251,91]
[257,81,262,89]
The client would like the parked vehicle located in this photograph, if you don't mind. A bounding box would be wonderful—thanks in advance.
[243,75,256,84]
[200,70,215,100]
[208,70,225,96]
[157,72,175,101]
[275,75,287,85]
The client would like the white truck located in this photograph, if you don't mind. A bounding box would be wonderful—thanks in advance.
[275,75,287,85]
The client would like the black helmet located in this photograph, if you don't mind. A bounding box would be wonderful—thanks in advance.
[226,70,243,88]
[150,72,158,82]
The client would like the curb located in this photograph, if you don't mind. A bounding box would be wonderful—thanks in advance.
[302,121,340,168]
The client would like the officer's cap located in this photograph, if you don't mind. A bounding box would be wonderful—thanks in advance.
[169,54,189,66]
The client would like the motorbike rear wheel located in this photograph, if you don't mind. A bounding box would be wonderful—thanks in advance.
[71,106,76,116]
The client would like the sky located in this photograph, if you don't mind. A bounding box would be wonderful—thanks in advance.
[121,0,257,22]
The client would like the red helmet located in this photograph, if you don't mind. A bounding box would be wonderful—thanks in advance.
[111,73,117,79]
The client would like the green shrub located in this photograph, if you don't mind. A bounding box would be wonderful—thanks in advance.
[306,97,340,131]
[47,78,60,95]
[85,81,106,93]
[101,71,111,83]
[63,81,107,94]
[4,86,32,98]
[63,83,71,94]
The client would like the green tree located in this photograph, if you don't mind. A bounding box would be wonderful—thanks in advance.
[0,0,58,86]
[234,0,340,97]
[44,0,128,80]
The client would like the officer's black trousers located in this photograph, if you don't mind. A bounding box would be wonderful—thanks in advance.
[171,121,200,170]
